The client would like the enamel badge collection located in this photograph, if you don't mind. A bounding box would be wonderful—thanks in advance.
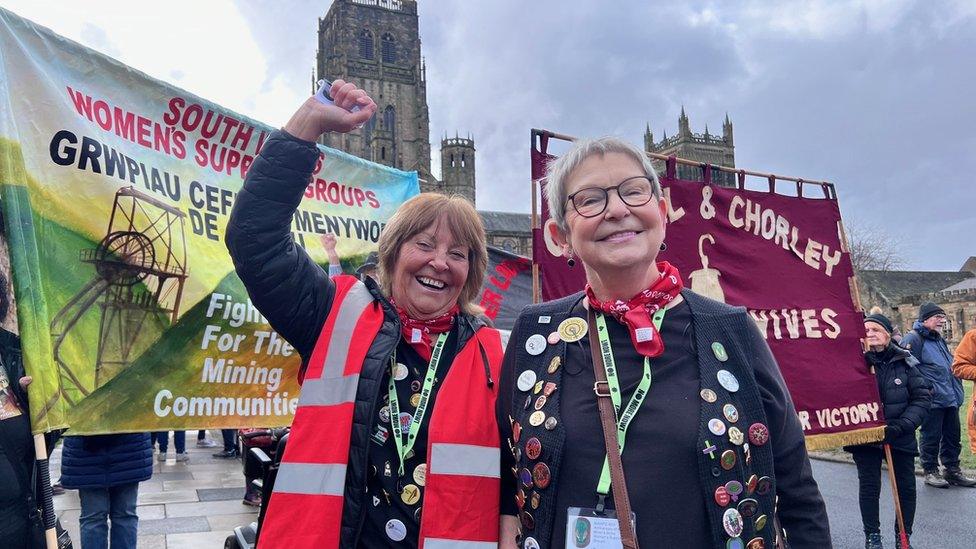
[511,318,775,549]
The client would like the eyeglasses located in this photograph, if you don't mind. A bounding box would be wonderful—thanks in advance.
[565,176,656,218]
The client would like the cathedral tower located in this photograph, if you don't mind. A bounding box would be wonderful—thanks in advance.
[315,0,432,177]
[440,134,476,206]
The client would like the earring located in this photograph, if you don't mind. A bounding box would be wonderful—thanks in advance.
[566,250,576,267]
[660,242,667,251]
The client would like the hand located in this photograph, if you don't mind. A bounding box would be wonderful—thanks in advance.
[321,233,338,254]
[284,79,377,141]
[499,515,520,549]
[18,376,31,390]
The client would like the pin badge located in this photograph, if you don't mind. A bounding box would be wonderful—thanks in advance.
[709,418,727,436]
[525,334,547,356]
[547,332,561,345]
[728,426,745,446]
[385,519,407,541]
[532,462,551,488]
[755,514,768,531]
[717,370,740,392]
[517,370,538,392]
[411,328,423,343]
[544,416,558,430]
[525,437,542,460]
[534,395,547,410]
[746,537,765,549]
[712,341,729,362]
[715,485,731,506]
[557,317,588,342]
[547,356,562,374]
[723,404,739,423]
[524,537,541,549]
[393,363,409,381]
[533,380,544,395]
[413,463,427,486]
[748,423,770,446]
[737,498,759,518]
[722,508,744,537]
[409,393,421,408]
[400,483,420,505]
[727,538,744,549]
[537,316,552,324]
[634,327,654,342]
[529,410,546,426]
[543,382,557,396]
[720,449,736,470]
[700,388,718,403]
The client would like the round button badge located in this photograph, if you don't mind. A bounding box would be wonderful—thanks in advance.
[557,317,588,342]
[525,334,548,356]
[723,404,739,423]
[529,410,546,427]
[385,519,407,541]
[413,463,427,486]
[717,369,740,392]
[517,370,538,392]
[723,508,744,537]
[708,418,727,436]
[700,388,718,403]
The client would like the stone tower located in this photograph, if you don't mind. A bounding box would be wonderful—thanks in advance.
[440,134,476,206]
[645,109,736,187]
[315,0,432,178]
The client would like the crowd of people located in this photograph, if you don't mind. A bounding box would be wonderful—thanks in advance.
[4,80,976,549]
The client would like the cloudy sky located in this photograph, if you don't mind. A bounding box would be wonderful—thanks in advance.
[1,0,973,270]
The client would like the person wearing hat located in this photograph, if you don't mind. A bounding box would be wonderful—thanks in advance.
[845,308,931,549]
[357,250,379,280]
[950,314,976,457]
[901,302,976,488]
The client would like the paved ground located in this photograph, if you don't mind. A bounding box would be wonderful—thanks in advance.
[814,459,976,548]
[51,431,257,549]
[50,435,976,548]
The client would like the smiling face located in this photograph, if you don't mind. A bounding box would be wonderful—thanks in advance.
[553,152,668,280]
[389,218,470,320]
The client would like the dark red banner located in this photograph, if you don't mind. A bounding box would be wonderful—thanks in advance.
[479,246,532,332]
[531,133,882,448]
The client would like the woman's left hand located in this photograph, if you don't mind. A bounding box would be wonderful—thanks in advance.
[284,79,377,141]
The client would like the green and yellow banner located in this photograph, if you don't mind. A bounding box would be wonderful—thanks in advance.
[0,8,419,434]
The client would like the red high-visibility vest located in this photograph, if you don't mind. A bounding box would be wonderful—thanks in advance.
[260,275,503,549]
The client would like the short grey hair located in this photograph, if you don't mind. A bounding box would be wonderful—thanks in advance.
[545,137,662,232]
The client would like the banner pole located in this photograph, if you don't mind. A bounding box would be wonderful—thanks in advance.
[33,433,58,549]
[883,444,910,549]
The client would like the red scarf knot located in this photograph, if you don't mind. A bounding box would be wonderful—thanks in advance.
[585,262,684,358]
[391,300,459,361]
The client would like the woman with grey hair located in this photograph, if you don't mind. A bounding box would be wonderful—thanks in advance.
[496,137,831,548]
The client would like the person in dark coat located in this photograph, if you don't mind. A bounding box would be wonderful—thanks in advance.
[845,310,931,549]
[60,432,152,548]
[900,301,976,488]
[498,136,831,548]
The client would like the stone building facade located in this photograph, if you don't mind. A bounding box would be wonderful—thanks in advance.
[645,109,736,187]
[315,0,432,176]
[857,257,976,347]
[315,1,736,258]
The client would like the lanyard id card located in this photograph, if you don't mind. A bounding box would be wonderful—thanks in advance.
[565,507,637,549]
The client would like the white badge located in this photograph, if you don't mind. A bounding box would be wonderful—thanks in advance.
[565,507,636,548]
[394,363,409,381]
[634,327,654,342]
[385,519,407,541]
[525,334,548,356]
[517,370,538,392]
[538,315,552,324]
[411,328,423,343]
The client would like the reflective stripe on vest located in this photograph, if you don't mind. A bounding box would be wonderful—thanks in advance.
[261,276,504,549]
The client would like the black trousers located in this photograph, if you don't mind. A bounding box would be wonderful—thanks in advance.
[851,446,917,535]
[919,406,962,471]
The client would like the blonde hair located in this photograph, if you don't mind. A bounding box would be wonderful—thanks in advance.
[545,137,662,232]
[377,193,487,316]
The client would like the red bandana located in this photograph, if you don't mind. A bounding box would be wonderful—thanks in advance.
[585,262,684,358]
[392,301,459,361]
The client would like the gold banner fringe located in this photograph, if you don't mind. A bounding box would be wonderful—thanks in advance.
[804,426,885,451]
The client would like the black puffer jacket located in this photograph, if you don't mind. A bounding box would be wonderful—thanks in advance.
[225,130,493,547]
[847,344,931,455]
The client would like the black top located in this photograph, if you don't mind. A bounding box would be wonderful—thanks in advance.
[499,299,712,548]
[0,360,31,533]
[361,330,459,548]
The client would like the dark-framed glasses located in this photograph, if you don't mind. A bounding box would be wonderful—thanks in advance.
[566,176,655,218]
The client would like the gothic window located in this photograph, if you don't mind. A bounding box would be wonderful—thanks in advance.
[358,29,374,60]
[461,153,466,168]
[383,105,395,132]
[944,317,954,342]
[381,33,396,63]
[450,154,455,167]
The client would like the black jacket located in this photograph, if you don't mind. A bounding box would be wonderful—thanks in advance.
[847,344,931,455]
[225,129,492,547]
[499,291,831,549]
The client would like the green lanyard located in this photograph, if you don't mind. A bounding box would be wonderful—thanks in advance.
[388,332,449,479]
[595,308,666,501]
